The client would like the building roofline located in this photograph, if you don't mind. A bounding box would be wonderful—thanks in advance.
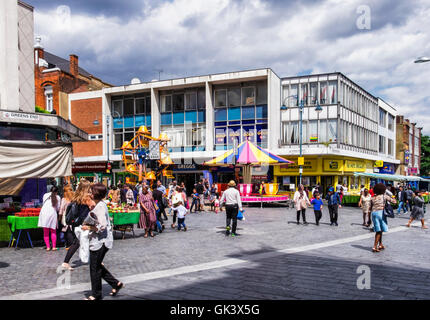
[116,67,274,87]
[18,0,34,11]
[377,97,397,112]
[281,71,379,100]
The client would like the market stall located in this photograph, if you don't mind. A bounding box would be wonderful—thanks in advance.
[108,203,140,239]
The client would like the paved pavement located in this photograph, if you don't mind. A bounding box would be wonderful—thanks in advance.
[0,204,429,300]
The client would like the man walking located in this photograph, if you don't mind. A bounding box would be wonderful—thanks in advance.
[196,180,205,212]
[220,180,243,237]
[397,186,408,214]
[406,187,414,212]
[326,187,341,226]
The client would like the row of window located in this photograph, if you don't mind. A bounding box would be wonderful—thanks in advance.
[282,81,337,107]
[214,84,267,108]
[112,95,151,117]
[160,88,206,113]
[340,120,378,151]
[281,119,338,145]
[339,83,378,120]
[379,108,395,131]
[378,135,394,156]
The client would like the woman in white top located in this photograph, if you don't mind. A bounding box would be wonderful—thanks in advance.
[38,186,61,251]
[171,186,183,228]
[293,184,311,225]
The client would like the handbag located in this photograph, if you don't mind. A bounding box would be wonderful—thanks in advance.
[237,209,244,220]
[384,200,395,218]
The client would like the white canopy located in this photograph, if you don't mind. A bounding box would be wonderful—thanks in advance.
[353,172,430,182]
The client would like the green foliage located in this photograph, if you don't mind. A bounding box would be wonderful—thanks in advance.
[35,106,50,114]
[421,135,430,176]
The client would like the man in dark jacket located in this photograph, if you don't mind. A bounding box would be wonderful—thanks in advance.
[119,184,127,204]
[397,186,408,214]
[152,188,166,232]
[325,187,341,226]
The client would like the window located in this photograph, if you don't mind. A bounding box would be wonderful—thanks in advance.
[161,95,172,113]
[310,83,317,105]
[379,135,386,153]
[135,98,145,114]
[123,99,134,116]
[44,86,53,112]
[320,82,328,104]
[329,81,337,104]
[197,89,205,109]
[319,120,327,143]
[388,138,394,156]
[290,121,299,144]
[215,90,227,107]
[112,100,123,117]
[173,93,184,112]
[114,129,123,149]
[89,134,103,141]
[379,108,386,127]
[388,114,394,131]
[300,83,308,104]
[308,120,318,143]
[328,119,337,142]
[242,87,255,105]
[222,88,239,107]
[185,92,197,110]
[256,82,267,105]
[290,84,298,106]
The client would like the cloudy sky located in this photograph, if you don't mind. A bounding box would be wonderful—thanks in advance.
[27,0,430,133]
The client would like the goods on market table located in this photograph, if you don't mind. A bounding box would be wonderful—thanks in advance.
[14,208,41,217]
[107,203,138,213]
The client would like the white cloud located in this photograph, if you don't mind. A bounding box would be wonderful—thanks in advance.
[33,0,430,133]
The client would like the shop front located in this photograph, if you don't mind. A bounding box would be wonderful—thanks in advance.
[274,156,374,197]
[72,162,112,186]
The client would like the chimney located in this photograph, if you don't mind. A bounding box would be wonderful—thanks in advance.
[69,54,79,77]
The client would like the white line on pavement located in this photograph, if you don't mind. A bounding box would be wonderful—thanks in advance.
[0,223,420,300]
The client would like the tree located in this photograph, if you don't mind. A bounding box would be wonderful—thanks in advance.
[420,135,430,176]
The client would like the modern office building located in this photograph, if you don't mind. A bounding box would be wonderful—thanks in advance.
[274,72,400,193]
[69,68,280,191]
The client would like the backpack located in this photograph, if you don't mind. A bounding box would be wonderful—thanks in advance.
[65,202,81,226]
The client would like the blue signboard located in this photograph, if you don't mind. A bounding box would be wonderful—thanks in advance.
[378,164,395,174]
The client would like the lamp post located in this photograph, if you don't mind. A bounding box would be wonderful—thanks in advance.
[414,56,430,63]
[281,95,322,186]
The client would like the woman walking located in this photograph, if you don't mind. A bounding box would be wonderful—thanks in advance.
[358,188,372,227]
[82,183,123,300]
[171,186,183,227]
[406,190,428,229]
[293,184,311,225]
[369,183,396,252]
[61,179,92,271]
[138,186,157,237]
[58,185,75,248]
[38,186,61,251]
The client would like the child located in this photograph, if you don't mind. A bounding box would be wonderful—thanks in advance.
[176,203,188,231]
[190,188,200,213]
[214,195,220,214]
[311,192,323,226]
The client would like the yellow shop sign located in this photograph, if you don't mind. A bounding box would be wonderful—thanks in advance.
[323,160,343,172]
[279,159,317,172]
[344,160,365,172]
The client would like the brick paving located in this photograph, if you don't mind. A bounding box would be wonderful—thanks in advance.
[0,204,429,300]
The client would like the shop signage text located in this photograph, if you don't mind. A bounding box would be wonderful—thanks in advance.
[72,162,107,173]
[323,160,343,172]
[2,111,40,121]
[280,160,317,172]
[344,160,365,172]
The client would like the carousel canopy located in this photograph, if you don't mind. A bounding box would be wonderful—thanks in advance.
[204,140,293,166]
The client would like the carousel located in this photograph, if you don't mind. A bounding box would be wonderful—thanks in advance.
[205,140,294,207]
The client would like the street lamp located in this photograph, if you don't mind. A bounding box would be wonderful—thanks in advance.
[414,56,430,63]
[282,95,321,186]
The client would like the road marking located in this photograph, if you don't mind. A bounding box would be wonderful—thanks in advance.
[0,223,421,300]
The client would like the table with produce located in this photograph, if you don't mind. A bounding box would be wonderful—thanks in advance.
[108,203,140,239]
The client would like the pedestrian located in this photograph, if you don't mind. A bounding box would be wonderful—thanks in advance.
[406,187,414,212]
[180,182,187,195]
[210,183,218,201]
[310,192,323,225]
[406,190,428,229]
[82,183,123,300]
[293,184,311,225]
[171,186,183,228]
[397,186,408,214]
[61,179,93,271]
[196,180,205,212]
[119,184,127,204]
[176,202,189,231]
[110,186,120,204]
[38,186,61,251]
[326,187,341,226]
[214,195,220,214]
[369,183,397,252]
[156,180,166,195]
[138,186,157,238]
[152,188,166,233]
[190,188,200,213]
[360,185,365,196]
[358,188,372,227]
[220,180,243,237]
[125,185,135,206]
[58,185,74,248]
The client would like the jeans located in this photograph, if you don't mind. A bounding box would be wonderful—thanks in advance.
[177,218,186,230]
[190,198,200,212]
[397,201,407,213]
[328,205,338,223]
[172,209,177,224]
[64,228,79,263]
[314,210,322,225]
[89,244,119,300]
[225,204,239,234]
[296,209,306,223]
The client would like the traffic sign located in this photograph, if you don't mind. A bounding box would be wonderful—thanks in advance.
[148,141,160,160]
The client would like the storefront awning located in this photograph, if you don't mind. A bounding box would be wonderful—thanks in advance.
[353,172,430,182]
[0,140,72,178]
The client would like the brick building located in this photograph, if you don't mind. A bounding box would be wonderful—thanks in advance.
[396,115,422,177]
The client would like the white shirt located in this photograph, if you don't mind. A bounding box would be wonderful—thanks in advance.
[176,205,188,219]
[220,187,242,211]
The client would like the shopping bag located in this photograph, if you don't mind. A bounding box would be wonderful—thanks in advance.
[237,209,244,220]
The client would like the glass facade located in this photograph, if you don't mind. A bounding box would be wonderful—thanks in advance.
[112,93,152,154]
[213,81,268,150]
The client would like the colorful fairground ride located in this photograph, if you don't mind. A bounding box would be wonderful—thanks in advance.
[121,126,174,183]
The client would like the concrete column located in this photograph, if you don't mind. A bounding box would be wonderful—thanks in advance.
[151,88,160,137]
[205,81,214,152]
[103,92,111,161]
